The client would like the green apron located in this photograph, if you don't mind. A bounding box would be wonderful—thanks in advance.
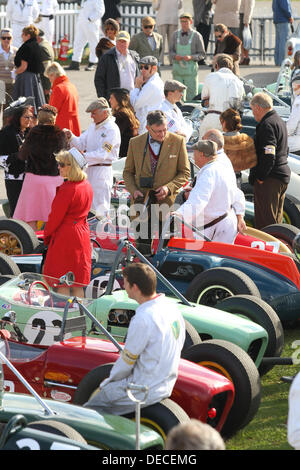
[172,31,198,101]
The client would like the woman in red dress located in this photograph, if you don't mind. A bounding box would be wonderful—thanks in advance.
[43,147,93,298]
[45,62,81,136]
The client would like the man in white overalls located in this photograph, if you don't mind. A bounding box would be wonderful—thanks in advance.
[6,0,40,48]
[170,12,205,101]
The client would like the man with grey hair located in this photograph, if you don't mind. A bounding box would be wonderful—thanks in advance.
[123,109,190,255]
[175,137,244,243]
[249,91,291,229]
[165,419,225,450]
[199,53,244,137]
[64,97,121,216]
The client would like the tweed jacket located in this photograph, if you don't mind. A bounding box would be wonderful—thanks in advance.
[129,31,163,63]
[123,131,190,207]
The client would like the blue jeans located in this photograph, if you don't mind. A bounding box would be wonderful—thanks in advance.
[275,22,290,66]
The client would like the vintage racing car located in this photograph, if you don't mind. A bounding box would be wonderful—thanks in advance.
[0,304,238,439]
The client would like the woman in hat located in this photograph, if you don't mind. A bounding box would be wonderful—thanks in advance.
[95,18,119,59]
[43,148,93,298]
[0,100,34,215]
[109,87,139,158]
[12,24,46,114]
[13,104,67,229]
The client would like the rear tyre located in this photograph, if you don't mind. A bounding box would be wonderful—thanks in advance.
[0,253,21,275]
[185,267,261,307]
[182,319,201,352]
[216,294,284,375]
[181,339,261,438]
[0,219,40,255]
[28,420,87,444]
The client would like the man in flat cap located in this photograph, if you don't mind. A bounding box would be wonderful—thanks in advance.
[95,30,140,100]
[129,16,163,67]
[130,55,164,134]
[0,28,17,125]
[64,97,121,216]
[169,12,205,101]
[175,138,243,243]
[160,79,193,141]
[287,76,300,154]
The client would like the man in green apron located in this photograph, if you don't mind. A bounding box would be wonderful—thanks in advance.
[170,12,206,101]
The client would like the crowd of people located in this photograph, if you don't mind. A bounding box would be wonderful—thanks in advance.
[0,0,299,451]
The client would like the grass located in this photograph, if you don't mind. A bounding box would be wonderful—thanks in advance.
[226,325,300,450]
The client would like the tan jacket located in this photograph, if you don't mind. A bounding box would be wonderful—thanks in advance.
[213,0,241,29]
[123,131,190,208]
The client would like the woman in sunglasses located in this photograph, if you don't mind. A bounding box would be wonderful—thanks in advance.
[213,23,242,76]
[43,148,93,298]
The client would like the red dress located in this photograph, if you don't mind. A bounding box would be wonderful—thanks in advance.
[49,75,81,136]
[43,179,93,286]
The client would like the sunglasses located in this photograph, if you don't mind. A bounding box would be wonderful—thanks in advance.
[143,25,154,29]
[1,37,12,40]
[57,162,70,168]
[139,64,150,70]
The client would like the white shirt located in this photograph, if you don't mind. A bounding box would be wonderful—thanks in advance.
[116,49,136,92]
[130,73,165,134]
[70,116,121,166]
[201,67,245,112]
[99,294,185,407]
[77,0,105,23]
[287,94,300,137]
[217,149,245,215]
[6,0,39,24]
[176,156,244,227]
[160,98,193,141]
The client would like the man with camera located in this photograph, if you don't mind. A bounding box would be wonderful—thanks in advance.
[123,110,190,255]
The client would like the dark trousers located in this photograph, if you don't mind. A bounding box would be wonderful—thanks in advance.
[254,177,288,230]
[195,23,211,52]
[5,179,24,217]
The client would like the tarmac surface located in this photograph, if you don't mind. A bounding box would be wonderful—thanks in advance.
[0,62,282,217]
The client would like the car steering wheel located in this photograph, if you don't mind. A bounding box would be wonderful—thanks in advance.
[28,281,54,308]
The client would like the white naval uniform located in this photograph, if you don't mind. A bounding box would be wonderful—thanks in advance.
[200,67,245,138]
[130,72,164,134]
[287,94,300,153]
[39,0,59,45]
[84,294,185,415]
[160,98,193,141]
[176,156,244,243]
[70,116,120,216]
[72,0,105,65]
[6,0,40,48]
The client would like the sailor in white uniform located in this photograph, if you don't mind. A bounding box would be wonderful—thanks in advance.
[67,98,120,216]
[84,263,185,415]
[6,0,40,48]
[160,79,193,141]
[130,55,164,134]
[175,139,245,243]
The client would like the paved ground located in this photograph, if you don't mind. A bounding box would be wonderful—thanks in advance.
[0,61,282,217]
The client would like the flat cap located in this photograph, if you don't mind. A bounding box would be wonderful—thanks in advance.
[191,140,218,157]
[139,55,158,66]
[86,97,110,112]
[180,12,193,19]
[116,30,130,42]
[164,79,187,92]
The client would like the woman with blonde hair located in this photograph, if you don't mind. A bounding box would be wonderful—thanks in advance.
[45,61,81,135]
[43,148,93,297]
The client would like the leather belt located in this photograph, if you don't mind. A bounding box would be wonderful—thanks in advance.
[205,110,222,115]
[89,164,112,167]
[204,212,228,229]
